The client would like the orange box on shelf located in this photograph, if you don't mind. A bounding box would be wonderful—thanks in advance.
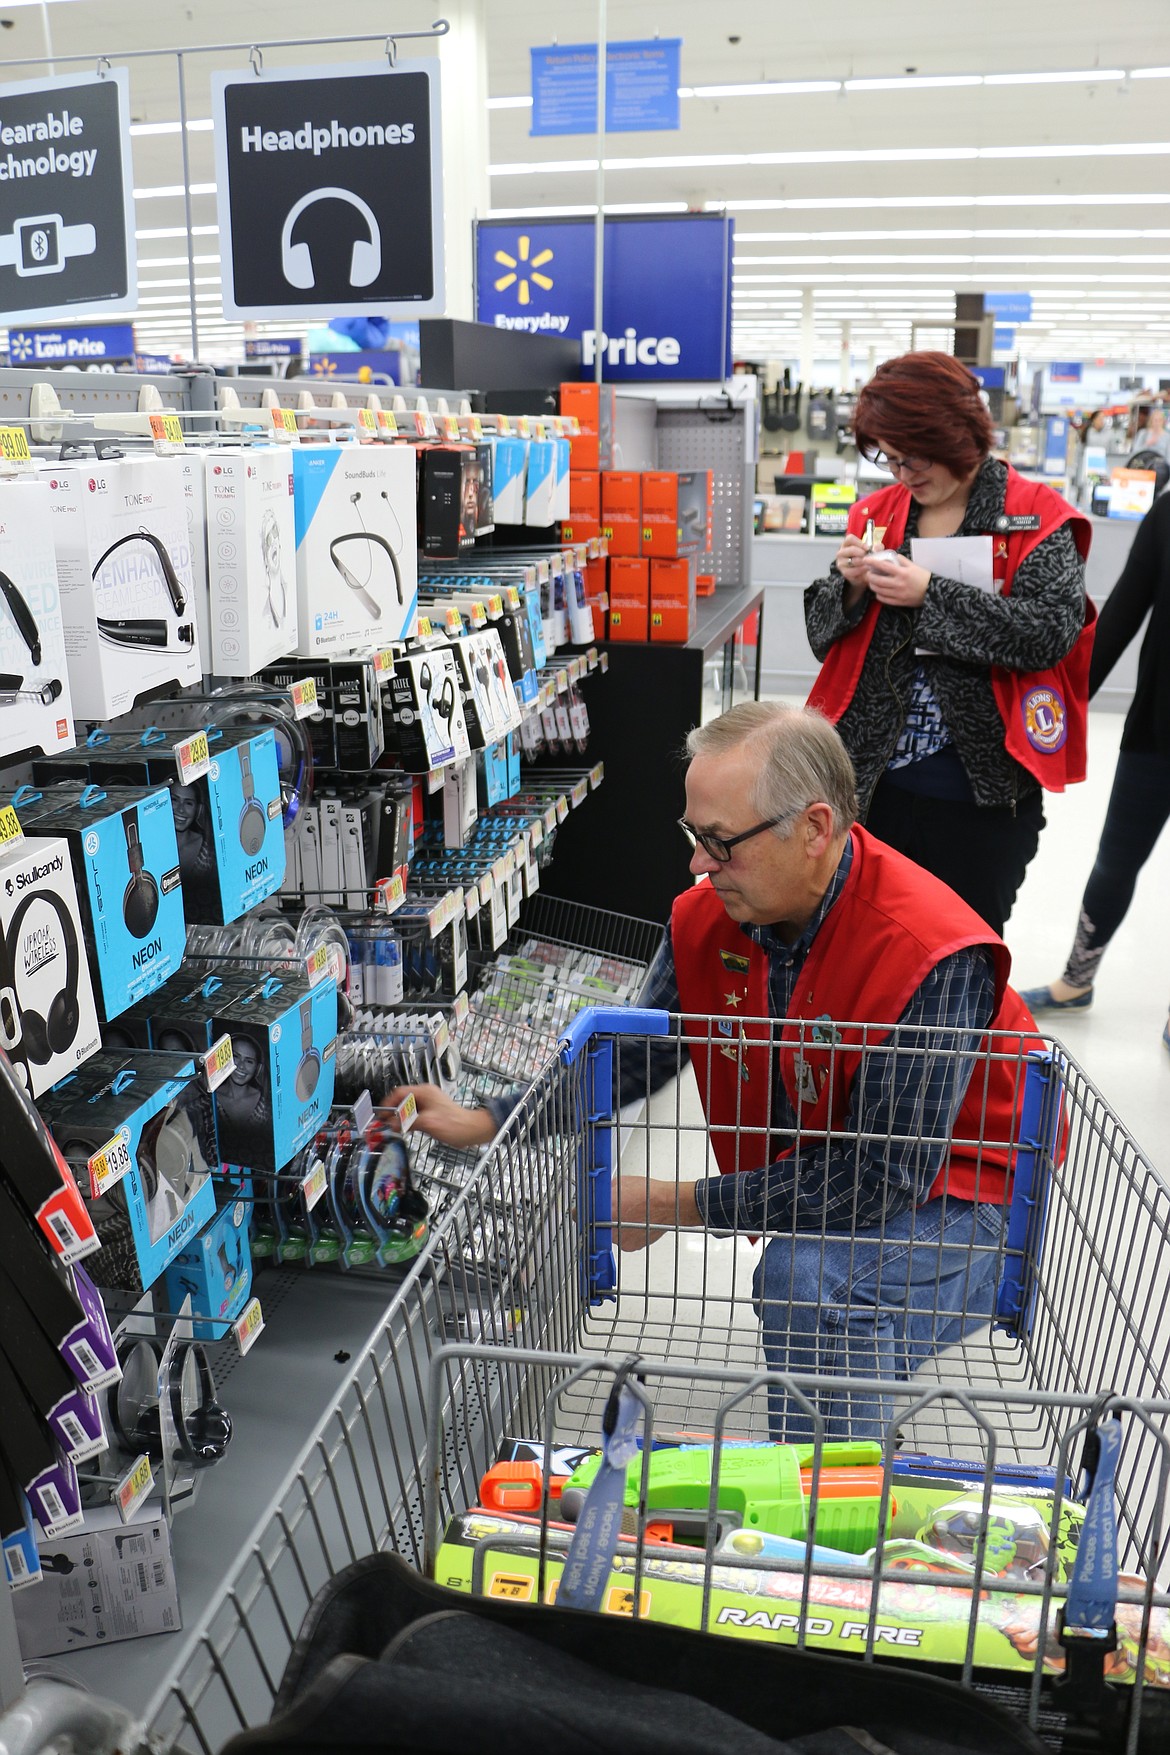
[696,572,717,597]
[650,556,697,644]
[562,470,601,543]
[560,382,615,471]
[607,603,649,641]
[601,471,642,557]
[640,471,683,557]
[608,556,650,604]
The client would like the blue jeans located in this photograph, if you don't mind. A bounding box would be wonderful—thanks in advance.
[752,1197,1007,1443]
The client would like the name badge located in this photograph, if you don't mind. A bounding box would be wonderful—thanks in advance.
[995,513,1042,533]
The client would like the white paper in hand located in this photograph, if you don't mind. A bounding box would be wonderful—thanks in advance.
[911,535,996,656]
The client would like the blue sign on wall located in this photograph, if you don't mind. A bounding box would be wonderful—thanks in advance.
[993,326,1015,352]
[984,292,1033,323]
[136,352,178,373]
[971,365,1006,390]
[475,214,733,382]
[531,40,682,135]
[1049,361,1083,384]
[8,322,135,363]
[308,349,402,383]
[244,336,303,359]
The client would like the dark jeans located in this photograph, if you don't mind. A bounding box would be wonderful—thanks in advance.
[1063,749,1170,988]
[864,778,1045,938]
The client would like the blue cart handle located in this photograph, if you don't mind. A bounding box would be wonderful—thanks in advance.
[558,1006,671,1065]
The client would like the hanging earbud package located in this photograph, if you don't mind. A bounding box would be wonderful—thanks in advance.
[202,447,298,675]
[0,475,77,763]
[291,444,418,653]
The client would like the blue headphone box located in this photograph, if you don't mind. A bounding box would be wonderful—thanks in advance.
[145,729,286,925]
[39,1051,217,1293]
[162,1181,252,1342]
[47,785,186,1022]
[213,973,337,1172]
[0,833,103,1099]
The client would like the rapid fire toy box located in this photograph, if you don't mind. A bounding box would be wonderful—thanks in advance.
[650,555,698,644]
[0,476,76,765]
[151,728,285,926]
[203,447,298,675]
[46,783,185,1022]
[39,1051,217,1293]
[45,455,200,719]
[601,472,642,556]
[0,833,101,1099]
[163,1185,252,1343]
[641,470,714,559]
[292,445,418,654]
[559,382,615,471]
[607,558,650,643]
[564,471,601,544]
[213,973,337,1173]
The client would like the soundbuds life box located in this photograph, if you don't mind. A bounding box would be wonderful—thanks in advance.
[203,447,299,676]
[213,974,337,1172]
[39,1052,217,1292]
[156,729,285,926]
[43,455,201,720]
[292,444,418,654]
[48,784,185,1022]
[0,476,77,765]
[0,834,101,1098]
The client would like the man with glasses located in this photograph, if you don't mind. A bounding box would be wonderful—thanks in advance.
[615,699,1039,1442]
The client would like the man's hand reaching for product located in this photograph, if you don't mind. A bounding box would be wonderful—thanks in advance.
[612,1175,701,1251]
[382,1086,497,1149]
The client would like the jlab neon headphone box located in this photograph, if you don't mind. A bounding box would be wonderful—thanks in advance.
[0,833,101,1099]
[43,456,201,720]
[203,447,299,676]
[39,1051,216,1293]
[213,974,337,1172]
[45,784,185,1022]
[292,444,418,655]
[163,1186,252,1343]
[145,729,285,926]
[0,476,76,765]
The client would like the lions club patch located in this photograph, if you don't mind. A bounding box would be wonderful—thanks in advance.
[1021,685,1068,754]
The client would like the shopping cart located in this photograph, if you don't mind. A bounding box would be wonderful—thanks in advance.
[8,1008,1168,1754]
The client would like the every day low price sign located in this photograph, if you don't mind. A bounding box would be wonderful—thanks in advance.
[475,214,733,382]
[0,69,135,320]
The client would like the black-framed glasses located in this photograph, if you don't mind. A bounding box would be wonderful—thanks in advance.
[678,810,798,863]
[860,448,932,476]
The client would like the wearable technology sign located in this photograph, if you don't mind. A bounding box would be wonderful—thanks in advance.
[211,61,445,320]
[0,69,135,321]
[475,214,733,382]
[530,41,682,135]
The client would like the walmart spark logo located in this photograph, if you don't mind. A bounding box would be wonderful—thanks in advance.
[493,235,554,307]
[9,332,33,362]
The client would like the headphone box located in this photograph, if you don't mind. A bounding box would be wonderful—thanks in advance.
[0,475,77,765]
[12,1502,180,1656]
[152,729,285,926]
[524,440,558,528]
[559,382,615,472]
[257,657,336,769]
[0,833,102,1099]
[331,658,384,770]
[388,647,471,773]
[214,973,337,1172]
[203,447,299,676]
[42,455,201,720]
[486,435,528,525]
[419,444,478,558]
[39,1051,217,1293]
[292,444,418,654]
[180,451,213,673]
[48,784,186,1023]
[0,1045,99,1264]
[163,1188,252,1344]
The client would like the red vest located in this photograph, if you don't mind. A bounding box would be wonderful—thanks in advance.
[671,827,1039,1205]
[807,468,1095,790]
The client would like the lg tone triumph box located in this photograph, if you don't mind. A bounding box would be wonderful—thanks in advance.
[204,448,298,674]
[45,456,200,719]
[292,445,418,655]
[0,476,76,763]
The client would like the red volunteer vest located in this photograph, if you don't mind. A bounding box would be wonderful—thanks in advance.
[672,827,1039,1205]
[807,468,1095,790]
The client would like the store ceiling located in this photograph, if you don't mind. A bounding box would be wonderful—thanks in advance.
[3,0,1169,378]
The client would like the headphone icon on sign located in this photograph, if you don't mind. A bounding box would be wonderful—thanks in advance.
[280,188,382,290]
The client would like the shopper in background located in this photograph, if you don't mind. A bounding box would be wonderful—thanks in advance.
[1133,404,1170,462]
[393,703,1041,1444]
[1021,491,1170,1050]
[805,350,1094,938]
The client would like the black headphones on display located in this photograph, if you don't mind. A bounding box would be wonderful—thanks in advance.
[0,569,63,708]
[1,888,81,1064]
[123,806,160,939]
[107,1333,233,1470]
[237,742,267,856]
[295,996,321,1102]
[210,690,313,832]
[92,528,196,652]
[327,490,404,615]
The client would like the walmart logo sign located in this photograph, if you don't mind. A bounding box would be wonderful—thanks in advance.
[493,235,555,307]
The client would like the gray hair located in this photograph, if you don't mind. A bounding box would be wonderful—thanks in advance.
[685,702,858,837]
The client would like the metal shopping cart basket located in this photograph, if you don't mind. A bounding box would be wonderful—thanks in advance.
[6,1008,1168,1754]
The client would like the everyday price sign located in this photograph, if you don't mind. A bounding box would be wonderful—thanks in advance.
[475,214,733,382]
[211,60,445,319]
[0,69,135,320]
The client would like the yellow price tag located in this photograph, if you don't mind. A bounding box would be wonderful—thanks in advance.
[374,871,405,911]
[175,730,210,785]
[290,677,319,718]
[590,762,604,788]
[148,412,184,450]
[302,1156,328,1211]
[358,407,378,431]
[417,615,433,639]
[87,1129,131,1199]
[115,1454,154,1524]
[571,779,588,807]
[270,406,297,434]
[487,594,503,615]
[442,415,460,441]
[543,806,557,834]
[504,587,521,608]
[203,1033,235,1092]
[377,408,399,436]
[445,606,463,632]
[452,991,470,1027]
[0,805,22,845]
[305,943,332,985]
[391,1091,417,1134]
[496,414,513,437]
[234,1297,265,1356]
[373,648,395,675]
[0,426,31,464]
[556,668,568,693]
[555,795,569,823]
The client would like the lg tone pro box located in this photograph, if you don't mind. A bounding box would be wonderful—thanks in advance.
[292,446,418,655]
[0,476,76,764]
[204,448,298,674]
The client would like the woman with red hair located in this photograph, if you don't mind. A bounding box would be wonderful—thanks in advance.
[805,351,1094,936]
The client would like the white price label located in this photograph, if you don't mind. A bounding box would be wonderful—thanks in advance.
[290,677,319,719]
[234,1297,265,1356]
[115,1454,154,1524]
[590,762,604,789]
[305,944,337,987]
[302,1156,327,1211]
[174,731,210,786]
[353,1088,375,1135]
[203,1033,235,1092]
[391,1091,417,1134]
[571,779,588,808]
[87,1129,131,1200]
[453,991,470,1027]
[374,872,406,911]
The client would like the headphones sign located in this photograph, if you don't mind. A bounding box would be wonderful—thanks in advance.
[0,68,136,321]
[211,60,445,320]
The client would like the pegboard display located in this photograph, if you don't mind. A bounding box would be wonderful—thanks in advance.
[655,403,753,588]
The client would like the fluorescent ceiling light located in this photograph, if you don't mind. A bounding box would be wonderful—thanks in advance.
[1132,67,1170,80]
[486,202,689,219]
[735,253,1170,266]
[491,143,1170,176]
[735,228,1170,242]
[716,194,1170,211]
[136,225,219,240]
[844,75,982,90]
[689,80,842,97]
[983,68,1125,84]
[133,183,217,200]
[130,119,213,137]
[487,95,533,110]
